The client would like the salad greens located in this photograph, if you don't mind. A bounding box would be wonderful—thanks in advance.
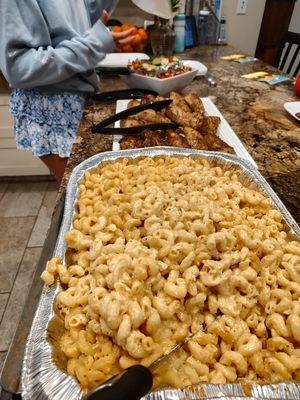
[128,56,192,79]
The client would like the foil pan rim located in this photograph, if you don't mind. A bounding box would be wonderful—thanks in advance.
[21,147,300,400]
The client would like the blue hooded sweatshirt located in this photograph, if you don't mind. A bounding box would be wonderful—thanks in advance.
[0,0,118,93]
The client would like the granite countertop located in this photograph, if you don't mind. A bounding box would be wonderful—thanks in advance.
[64,45,300,223]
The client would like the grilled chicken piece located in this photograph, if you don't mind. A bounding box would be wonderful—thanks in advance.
[182,127,208,150]
[127,100,141,108]
[131,109,172,124]
[140,96,168,117]
[166,92,203,129]
[170,91,191,112]
[200,116,221,135]
[218,145,235,154]
[120,118,148,128]
[184,93,205,116]
[166,105,202,130]
[141,130,164,147]
[140,95,164,104]
[167,130,190,148]
[120,136,144,150]
[204,133,234,153]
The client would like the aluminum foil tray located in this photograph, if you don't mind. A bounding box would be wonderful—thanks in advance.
[21,147,300,400]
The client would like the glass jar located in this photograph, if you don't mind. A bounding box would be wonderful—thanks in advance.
[150,19,175,56]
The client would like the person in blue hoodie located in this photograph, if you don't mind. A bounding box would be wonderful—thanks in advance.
[0,0,134,182]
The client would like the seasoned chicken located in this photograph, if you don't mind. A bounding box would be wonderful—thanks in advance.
[131,109,172,124]
[141,130,164,147]
[184,93,205,116]
[119,92,233,154]
[182,127,208,150]
[200,116,221,135]
[167,130,190,148]
[120,136,143,150]
[140,96,169,117]
[120,118,148,128]
[140,95,165,104]
[204,133,234,153]
[166,92,203,129]
[127,100,141,108]
[166,105,203,130]
[218,145,235,154]
[170,91,191,113]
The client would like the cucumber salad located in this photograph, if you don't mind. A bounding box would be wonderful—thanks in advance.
[128,56,192,79]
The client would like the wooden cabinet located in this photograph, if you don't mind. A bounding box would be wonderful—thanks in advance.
[255,0,297,65]
[0,94,50,176]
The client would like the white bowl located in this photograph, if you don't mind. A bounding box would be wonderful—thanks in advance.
[120,68,198,96]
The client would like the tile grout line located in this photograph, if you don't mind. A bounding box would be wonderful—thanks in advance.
[0,181,50,219]
[0,241,29,328]
[0,187,47,329]
[26,182,58,249]
[26,184,53,248]
[0,183,8,203]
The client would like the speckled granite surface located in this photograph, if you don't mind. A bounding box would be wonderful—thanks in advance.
[64,45,300,223]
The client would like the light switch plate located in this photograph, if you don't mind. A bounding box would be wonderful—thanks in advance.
[236,0,248,14]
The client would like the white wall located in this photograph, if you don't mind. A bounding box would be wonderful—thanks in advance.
[289,0,300,33]
[222,0,266,55]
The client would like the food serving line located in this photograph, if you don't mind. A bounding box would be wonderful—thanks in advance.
[0,45,299,399]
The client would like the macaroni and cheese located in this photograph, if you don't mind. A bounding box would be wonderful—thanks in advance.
[42,156,300,391]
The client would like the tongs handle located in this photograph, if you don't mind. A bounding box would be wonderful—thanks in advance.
[95,66,131,76]
[92,122,178,135]
[91,99,173,132]
[92,89,159,102]
[82,365,153,400]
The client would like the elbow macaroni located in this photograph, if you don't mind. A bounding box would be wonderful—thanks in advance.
[42,156,300,391]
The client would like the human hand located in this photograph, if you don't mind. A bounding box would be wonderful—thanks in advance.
[101,10,135,46]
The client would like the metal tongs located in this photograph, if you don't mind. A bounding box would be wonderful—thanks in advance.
[82,333,194,400]
[92,89,159,103]
[91,99,178,135]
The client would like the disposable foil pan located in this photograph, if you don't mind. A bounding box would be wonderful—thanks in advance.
[21,147,300,400]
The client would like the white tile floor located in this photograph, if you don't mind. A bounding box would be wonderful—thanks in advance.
[0,180,58,397]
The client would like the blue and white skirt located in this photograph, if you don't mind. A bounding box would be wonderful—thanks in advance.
[10,88,86,158]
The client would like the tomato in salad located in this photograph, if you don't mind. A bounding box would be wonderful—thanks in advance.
[128,56,191,79]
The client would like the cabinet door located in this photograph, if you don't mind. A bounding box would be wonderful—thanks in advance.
[255,0,297,65]
[0,100,50,176]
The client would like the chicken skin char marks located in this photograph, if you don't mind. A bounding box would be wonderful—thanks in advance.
[142,131,165,147]
[119,136,144,150]
[204,133,235,153]
[167,130,190,148]
[120,130,165,149]
[200,116,221,135]
[182,127,208,150]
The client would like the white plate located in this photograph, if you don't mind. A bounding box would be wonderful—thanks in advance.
[98,52,149,68]
[284,101,300,121]
[182,60,208,76]
[113,98,257,167]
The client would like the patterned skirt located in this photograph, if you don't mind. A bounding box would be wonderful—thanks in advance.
[10,88,86,158]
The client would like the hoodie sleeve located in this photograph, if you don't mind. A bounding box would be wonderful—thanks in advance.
[86,0,119,25]
[0,0,115,88]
